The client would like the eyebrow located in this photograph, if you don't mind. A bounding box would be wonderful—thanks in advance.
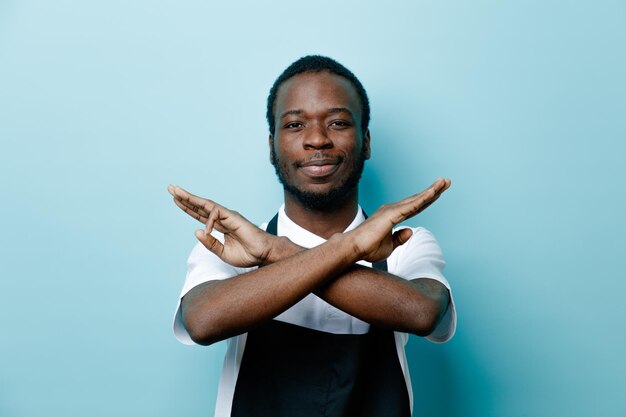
[280,107,354,119]
[328,107,353,117]
[280,109,304,119]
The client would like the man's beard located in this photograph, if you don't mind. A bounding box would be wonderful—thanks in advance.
[271,147,367,211]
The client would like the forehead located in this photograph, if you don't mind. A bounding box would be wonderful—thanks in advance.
[275,71,362,118]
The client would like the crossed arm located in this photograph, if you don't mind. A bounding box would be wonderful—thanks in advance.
[168,179,452,345]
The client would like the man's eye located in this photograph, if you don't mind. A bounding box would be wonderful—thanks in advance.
[330,120,351,128]
[285,122,303,129]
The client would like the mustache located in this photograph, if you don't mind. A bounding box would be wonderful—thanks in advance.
[295,152,344,167]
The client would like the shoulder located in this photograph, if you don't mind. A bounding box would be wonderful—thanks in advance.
[392,226,444,256]
[387,226,447,282]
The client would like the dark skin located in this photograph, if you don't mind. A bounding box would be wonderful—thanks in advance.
[270,72,370,238]
[169,72,452,346]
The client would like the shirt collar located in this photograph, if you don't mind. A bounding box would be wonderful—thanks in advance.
[277,204,366,248]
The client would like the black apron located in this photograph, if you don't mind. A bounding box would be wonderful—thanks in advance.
[230,214,411,417]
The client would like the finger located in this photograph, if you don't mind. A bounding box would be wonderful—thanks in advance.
[195,229,224,258]
[393,178,445,208]
[173,197,209,223]
[414,191,442,215]
[205,206,222,235]
[176,196,211,219]
[390,187,438,223]
[172,186,217,214]
[169,185,218,222]
[427,177,450,195]
[393,178,451,222]
[420,177,446,196]
[435,178,451,196]
[422,177,449,198]
[420,178,451,209]
[407,177,450,207]
[392,228,414,249]
[413,179,451,212]
[203,205,243,235]
[401,187,443,218]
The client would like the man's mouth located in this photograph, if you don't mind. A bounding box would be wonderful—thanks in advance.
[298,158,341,178]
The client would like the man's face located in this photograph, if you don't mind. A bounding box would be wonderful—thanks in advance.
[270,71,370,211]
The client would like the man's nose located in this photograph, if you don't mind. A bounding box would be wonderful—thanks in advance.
[303,125,333,150]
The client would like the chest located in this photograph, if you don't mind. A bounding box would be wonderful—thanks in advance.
[273,293,370,334]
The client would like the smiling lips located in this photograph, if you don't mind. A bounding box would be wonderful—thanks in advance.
[298,158,341,177]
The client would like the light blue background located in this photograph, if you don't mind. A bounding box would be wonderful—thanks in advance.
[1,1,624,416]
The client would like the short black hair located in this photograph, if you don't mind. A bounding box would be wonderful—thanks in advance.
[266,55,370,135]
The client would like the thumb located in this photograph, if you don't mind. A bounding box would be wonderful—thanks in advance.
[392,228,413,249]
[195,229,224,256]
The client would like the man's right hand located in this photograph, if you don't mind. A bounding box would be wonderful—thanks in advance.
[168,185,281,268]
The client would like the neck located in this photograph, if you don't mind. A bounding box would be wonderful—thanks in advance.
[283,190,359,239]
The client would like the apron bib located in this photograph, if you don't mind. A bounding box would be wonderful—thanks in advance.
[230,214,410,417]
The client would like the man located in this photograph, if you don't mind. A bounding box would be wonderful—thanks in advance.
[169,55,456,417]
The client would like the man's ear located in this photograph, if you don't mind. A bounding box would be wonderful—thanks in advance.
[269,134,275,164]
[363,129,371,160]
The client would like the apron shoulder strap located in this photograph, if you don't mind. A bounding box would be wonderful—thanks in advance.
[266,212,279,235]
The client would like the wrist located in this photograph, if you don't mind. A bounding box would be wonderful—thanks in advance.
[263,236,302,266]
[328,232,363,263]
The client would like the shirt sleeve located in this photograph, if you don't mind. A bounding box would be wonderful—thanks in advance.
[172,232,252,345]
[387,226,457,343]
